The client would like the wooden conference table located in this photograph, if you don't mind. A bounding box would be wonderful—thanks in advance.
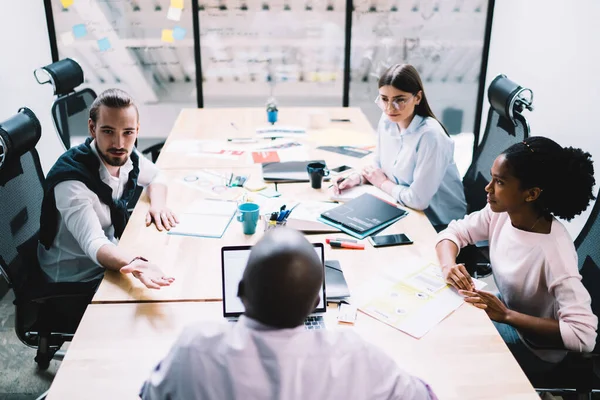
[47,108,537,399]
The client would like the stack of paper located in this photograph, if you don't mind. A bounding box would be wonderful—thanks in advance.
[330,185,397,204]
[168,199,237,238]
[286,201,340,233]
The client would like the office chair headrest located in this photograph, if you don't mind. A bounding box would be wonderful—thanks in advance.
[0,108,42,171]
[488,74,534,124]
[34,58,84,96]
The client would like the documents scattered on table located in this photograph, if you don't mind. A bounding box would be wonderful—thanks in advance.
[181,170,245,201]
[357,261,486,338]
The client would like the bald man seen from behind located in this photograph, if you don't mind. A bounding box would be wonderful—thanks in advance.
[141,228,437,400]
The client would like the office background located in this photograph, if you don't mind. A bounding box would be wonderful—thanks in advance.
[0,0,599,238]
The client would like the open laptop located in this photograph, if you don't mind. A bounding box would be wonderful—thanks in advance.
[221,243,327,330]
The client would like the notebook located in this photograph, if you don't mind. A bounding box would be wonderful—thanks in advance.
[168,199,237,238]
[319,194,408,239]
[262,160,331,183]
[221,243,327,330]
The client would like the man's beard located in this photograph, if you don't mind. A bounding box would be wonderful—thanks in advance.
[97,144,129,167]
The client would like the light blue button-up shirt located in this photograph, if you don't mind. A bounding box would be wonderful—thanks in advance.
[141,315,437,399]
[375,113,466,226]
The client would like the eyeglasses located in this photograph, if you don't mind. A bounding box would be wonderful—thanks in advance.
[374,94,415,111]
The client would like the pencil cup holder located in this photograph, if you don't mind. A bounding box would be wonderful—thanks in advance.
[263,213,287,232]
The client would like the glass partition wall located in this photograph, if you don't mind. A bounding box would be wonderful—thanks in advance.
[198,0,346,108]
[350,0,490,130]
[47,0,490,139]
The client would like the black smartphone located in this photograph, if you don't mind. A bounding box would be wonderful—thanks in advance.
[331,165,352,174]
[368,233,413,248]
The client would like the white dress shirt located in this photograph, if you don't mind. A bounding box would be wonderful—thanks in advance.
[38,140,159,282]
[141,315,437,400]
[437,205,598,362]
[375,113,466,226]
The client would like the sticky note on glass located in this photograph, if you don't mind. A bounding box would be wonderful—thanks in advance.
[161,29,174,43]
[167,6,182,21]
[170,0,184,9]
[61,0,74,8]
[97,37,111,52]
[60,31,75,46]
[172,26,186,40]
[72,24,87,38]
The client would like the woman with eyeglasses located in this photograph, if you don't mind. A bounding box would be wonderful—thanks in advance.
[333,64,466,228]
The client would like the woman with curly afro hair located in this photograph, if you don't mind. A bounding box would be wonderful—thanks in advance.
[436,136,597,380]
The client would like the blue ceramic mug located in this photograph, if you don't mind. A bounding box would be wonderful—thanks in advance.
[237,202,260,235]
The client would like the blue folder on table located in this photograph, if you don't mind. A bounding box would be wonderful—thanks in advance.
[318,193,408,239]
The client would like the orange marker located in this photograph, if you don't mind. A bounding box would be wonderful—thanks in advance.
[329,241,365,250]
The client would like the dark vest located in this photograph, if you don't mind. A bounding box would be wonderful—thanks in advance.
[40,137,140,249]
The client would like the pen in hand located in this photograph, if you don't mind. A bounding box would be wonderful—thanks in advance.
[328,177,346,189]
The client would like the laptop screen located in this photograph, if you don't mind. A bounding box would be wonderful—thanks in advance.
[221,243,326,317]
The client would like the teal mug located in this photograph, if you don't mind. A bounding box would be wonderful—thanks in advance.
[237,202,260,235]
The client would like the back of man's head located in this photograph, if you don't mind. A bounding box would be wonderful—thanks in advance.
[238,228,323,328]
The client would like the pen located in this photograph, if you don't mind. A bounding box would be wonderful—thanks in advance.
[325,238,358,244]
[328,177,346,189]
[286,203,300,218]
[227,138,258,143]
[228,173,233,187]
[230,122,240,131]
[330,118,351,122]
[329,241,365,250]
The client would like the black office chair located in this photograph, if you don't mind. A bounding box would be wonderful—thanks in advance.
[0,108,97,370]
[34,58,97,150]
[140,141,165,163]
[532,197,600,399]
[464,74,534,213]
[457,74,534,277]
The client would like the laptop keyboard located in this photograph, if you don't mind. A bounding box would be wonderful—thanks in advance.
[304,315,325,330]
[228,316,325,329]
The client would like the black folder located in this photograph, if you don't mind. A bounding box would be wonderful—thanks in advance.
[320,193,408,234]
[262,160,331,183]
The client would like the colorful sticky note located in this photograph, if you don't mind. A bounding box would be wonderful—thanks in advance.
[61,0,74,8]
[161,29,174,43]
[166,6,182,21]
[97,37,111,52]
[172,26,186,40]
[72,24,87,38]
[60,31,75,46]
[170,0,184,9]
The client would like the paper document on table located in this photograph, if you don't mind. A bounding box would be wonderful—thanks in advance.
[168,199,237,238]
[251,147,310,164]
[288,201,339,221]
[180,170,245,201]
[164,140,244,159]
[357,262,486,339]
[330,185,397,204]
[286,201,341,232]
[255,125,306,137]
